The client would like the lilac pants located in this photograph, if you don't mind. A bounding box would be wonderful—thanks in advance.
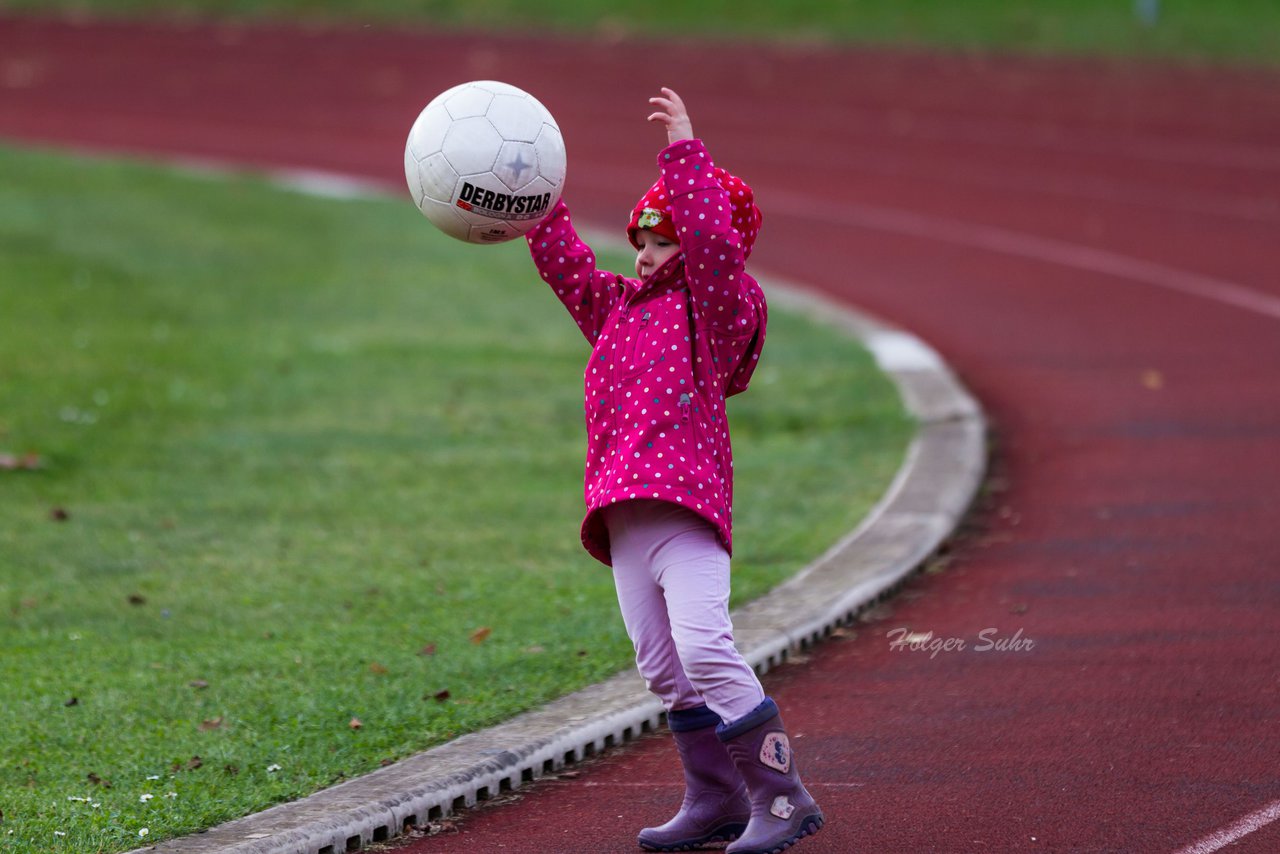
[604,499,766,724]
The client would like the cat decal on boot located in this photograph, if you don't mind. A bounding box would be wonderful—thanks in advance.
[718,698,823,852]
[759,731,791,773]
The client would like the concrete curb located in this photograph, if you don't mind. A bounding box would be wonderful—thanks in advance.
[130,177,986,854]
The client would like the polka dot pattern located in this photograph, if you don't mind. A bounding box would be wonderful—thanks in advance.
[526,139,768,567]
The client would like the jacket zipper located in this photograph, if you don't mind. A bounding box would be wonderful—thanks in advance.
[622,308,652,375]
[678,392,692,422]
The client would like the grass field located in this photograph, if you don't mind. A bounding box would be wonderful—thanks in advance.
[0,144,910,852]
[3,0,1278,64]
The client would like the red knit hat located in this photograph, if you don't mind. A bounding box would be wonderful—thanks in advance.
[626,167,763,258]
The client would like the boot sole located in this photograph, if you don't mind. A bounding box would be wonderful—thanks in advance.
[638,821,749,851]
[726,811,824,854]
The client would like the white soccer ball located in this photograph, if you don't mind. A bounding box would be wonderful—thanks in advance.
[404,80,567,244]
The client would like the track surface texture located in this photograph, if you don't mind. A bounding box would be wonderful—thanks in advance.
[4,15,1279,854]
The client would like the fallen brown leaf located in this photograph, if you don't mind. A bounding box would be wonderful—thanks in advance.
[368,662,388,675]
[427,819,460,835]
[199,716,224,731]
[469,626,492,644]
[418,643,437,656]
[0,452,42,471]
[172,755,202,772]
[430,690,450,702]
[50,507,70,522]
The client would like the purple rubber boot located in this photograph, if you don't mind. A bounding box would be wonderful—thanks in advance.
[717,698,824,854]
[638,705,751,851]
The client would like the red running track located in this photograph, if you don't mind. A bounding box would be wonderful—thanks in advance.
[3,15,1278,853]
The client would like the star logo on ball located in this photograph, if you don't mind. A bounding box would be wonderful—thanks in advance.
[505,150,532,184]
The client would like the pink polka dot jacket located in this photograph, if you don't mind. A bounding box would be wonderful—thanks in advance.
[527,138,768,566]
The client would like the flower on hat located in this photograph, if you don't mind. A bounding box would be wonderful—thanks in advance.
[637,208,665,230]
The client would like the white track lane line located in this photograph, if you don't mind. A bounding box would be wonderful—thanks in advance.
[765,191,1280,322]
[703,95,1280,172]
[580,782,866,789]
[1172,799,1280,854]
[256,159,1280,324]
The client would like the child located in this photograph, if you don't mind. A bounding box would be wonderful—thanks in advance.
[526,88,823,853]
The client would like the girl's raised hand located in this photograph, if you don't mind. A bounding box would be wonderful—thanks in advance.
[647,87,694,144]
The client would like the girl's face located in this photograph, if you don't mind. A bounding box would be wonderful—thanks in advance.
[634,230,680,279]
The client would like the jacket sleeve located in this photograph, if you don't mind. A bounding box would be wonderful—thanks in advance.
[526,199,623,346]
[659,139,767,395]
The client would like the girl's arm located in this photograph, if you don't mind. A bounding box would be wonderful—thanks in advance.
[526,199,623,345]
[658,139,762,339]
[648,89,762,341]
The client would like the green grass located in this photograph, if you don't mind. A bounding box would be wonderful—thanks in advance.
[0,144,911,852]
[4,0,1278,64]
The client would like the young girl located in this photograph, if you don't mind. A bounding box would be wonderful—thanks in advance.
[526,88,823,853]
